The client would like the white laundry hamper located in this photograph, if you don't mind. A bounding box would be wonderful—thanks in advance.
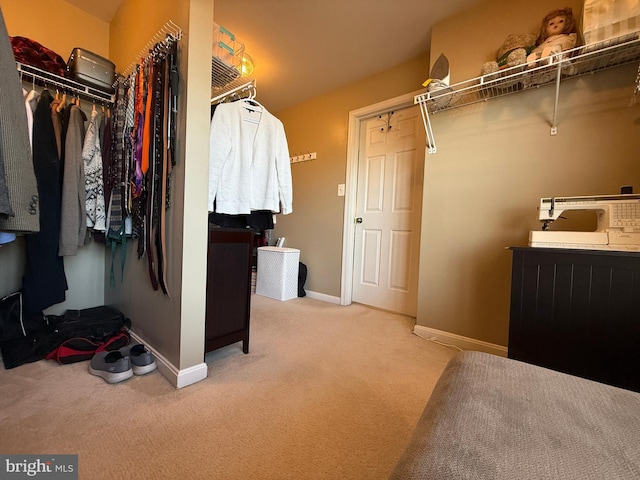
[255,247,300,301]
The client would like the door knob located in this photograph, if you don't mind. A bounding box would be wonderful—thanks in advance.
[355,217,363,224]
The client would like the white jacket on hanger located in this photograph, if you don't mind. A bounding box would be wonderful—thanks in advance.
[208,100,293,215]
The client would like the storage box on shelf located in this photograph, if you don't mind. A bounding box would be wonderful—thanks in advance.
[211,23,245,89]
[67,48,116,94]
[581,0,640,50]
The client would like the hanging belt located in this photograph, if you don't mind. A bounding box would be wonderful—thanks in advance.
[157,57,170,296]
[144,61,159,291]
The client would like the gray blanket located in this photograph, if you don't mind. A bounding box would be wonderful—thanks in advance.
[390,351,640,479]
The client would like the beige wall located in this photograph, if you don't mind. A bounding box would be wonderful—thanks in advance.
[275,53,429,297]
[107,0,212,375]
[1,0,109,59]
[419,0,640,346]
[275,0,640,348]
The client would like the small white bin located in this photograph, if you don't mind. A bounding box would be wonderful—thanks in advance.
[255,247,300,301]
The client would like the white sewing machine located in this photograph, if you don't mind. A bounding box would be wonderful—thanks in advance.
[528,193,640,251]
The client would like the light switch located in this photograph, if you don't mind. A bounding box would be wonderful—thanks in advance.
[337,184,345,196]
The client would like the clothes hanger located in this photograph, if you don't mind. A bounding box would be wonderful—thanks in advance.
[242,87,262,111]
[57,92,66,113]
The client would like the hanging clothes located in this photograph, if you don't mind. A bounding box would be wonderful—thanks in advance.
[83,108,106,232]
[208,100,293,216]
[0,6,39,232]
[24,89,40,143]
[50,94,65,165]
[101,109,113,210]
[59,104,87,256]
[105,36,179,294]
[105,79,128,286]
[22,90,67,313]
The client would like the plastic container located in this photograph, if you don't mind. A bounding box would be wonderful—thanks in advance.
[212,24,245,87]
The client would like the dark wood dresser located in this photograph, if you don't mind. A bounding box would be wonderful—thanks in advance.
[205,228,254,355]
[508,246,640,392]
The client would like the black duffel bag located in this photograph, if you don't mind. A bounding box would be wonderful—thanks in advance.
[0,291,47,344]
[0,301,130,369]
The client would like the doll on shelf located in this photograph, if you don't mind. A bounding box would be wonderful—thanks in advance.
[480,7,578,78]
[526,7,578,64]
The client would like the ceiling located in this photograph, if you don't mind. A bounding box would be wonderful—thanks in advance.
[65,0,483,112]
[63,0,122,27]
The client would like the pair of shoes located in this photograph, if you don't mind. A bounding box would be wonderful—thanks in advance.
[89,343,157,384]
[120,343,157,375]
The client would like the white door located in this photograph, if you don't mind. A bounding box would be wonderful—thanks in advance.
[352,105,425,316]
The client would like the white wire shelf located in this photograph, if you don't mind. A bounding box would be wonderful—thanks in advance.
[415,33,640,153]
[211,55,242,88]
[16,62,115,104]
[211,78,256,104]
[211,23,247,89]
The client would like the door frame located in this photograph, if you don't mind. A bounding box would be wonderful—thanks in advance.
[340,89,424,306]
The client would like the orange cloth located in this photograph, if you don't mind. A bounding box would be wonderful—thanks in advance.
[141,64,154,175]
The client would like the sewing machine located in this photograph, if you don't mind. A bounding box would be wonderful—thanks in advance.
[528,193,640,251]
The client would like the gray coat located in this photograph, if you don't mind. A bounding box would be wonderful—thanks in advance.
[0,6,39,232]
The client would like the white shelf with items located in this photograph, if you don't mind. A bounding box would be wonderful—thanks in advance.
[415,34,640,153]
[16,61,115,104]
[211,22,256,101]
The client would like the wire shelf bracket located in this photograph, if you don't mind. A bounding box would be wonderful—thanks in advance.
[210,79,256,104]
[415,33,640,153]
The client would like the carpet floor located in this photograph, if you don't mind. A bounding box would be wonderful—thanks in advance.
[0,295,456,479]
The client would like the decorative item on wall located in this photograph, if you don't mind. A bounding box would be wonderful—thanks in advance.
[290,152,316,164]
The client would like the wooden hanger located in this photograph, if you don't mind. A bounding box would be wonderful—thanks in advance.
[56,93,66,113]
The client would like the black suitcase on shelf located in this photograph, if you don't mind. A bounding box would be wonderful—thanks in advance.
[67,48,116,93]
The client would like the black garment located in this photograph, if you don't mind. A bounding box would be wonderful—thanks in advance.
[22,90,68,314]
[209,210,274,230]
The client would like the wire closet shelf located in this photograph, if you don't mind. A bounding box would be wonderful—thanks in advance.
[414,34,640,153]
[211,23,255,102]
[16,61,115,104]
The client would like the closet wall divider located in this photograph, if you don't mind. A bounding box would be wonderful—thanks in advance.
[108,22,183,295]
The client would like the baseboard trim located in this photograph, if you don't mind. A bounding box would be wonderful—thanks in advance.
[129,331,208,389]
[413,325,508,357]
[305,290,341,304]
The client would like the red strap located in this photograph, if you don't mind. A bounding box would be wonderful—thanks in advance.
[46,331,130,364]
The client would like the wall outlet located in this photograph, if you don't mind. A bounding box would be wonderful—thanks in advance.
[337,184,345,196]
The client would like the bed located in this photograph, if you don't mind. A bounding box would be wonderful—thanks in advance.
[390,351,640,479]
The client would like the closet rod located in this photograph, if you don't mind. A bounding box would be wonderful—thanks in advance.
[16,62,114,104]
[210,79,256,104]
[121,20,183,78]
